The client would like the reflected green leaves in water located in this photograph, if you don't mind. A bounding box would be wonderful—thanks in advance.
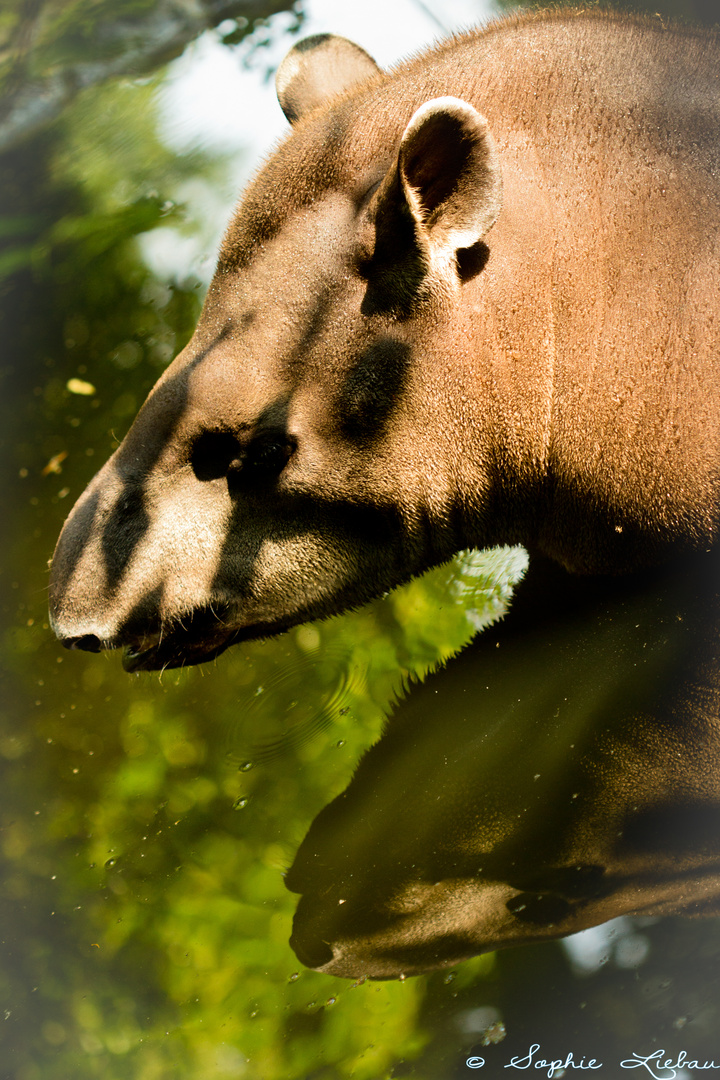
[4,2,719,1075]
[0,44,519,1072]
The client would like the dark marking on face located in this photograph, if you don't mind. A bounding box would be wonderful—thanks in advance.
[97,326,233,592]
[359,172,429,318]
[191,431,242,483]
[456,240,490,282]
[190,398,296,490]
[100,483,151,592]
[336,337,412,444]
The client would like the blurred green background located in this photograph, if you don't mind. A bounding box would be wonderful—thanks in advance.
[2,1,719,1078]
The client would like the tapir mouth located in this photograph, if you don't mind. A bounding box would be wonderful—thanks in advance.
[121,623,239,672]
[120,608,289,672]
[61,605,290,672]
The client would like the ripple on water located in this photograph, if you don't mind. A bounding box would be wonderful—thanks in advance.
[223,643,367,765]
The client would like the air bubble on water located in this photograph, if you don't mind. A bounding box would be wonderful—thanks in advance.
[104,857,118,869]
[239,761,254,772]
[288,972,300,982]
[336,740,346,748]
[481,1021,507,1046]
[233,797,250,810]
[326,997,336,1006]
[444,972,457,984]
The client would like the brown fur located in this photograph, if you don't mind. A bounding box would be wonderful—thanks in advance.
[49,11,719,672]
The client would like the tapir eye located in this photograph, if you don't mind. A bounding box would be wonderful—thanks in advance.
[242,437,295,480]
[191,430,294,487]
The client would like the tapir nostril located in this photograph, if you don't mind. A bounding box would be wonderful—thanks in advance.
[62,634,103,653]
[191,430,241,482]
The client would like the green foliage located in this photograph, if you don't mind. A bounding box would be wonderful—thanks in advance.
[0,33,519,1076]
[1,482,518,1078]
[1,0,296,100]
[1,0,156,98]
[5,5,715,1075]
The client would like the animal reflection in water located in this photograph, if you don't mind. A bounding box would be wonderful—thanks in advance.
[46,12,720,982]
[286,549,720,979]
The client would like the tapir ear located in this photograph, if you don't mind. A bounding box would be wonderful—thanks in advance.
[398,97,502,251]
[276,34,381,124]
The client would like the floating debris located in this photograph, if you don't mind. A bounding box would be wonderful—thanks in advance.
[42,451,68,476]
[66,378,96,396]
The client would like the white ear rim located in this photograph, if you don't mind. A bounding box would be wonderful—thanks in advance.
[399,96,502,250]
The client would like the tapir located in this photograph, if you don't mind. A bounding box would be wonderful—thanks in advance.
[287,550,720,978]
[49,11,720,669]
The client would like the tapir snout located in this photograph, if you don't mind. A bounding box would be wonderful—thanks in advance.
[49,201,458,669]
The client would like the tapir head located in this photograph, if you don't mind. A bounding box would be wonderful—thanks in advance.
[49,35,504,670]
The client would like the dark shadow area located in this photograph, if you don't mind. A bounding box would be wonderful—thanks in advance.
[359,169,429,319]
[335,337,412,444]
[287,547,720,978]
[97,325,232,593]
[414,914,720,1078]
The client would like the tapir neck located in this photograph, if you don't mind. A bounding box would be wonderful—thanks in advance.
[452,126,720,573]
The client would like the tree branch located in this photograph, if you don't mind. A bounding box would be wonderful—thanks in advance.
[0,0,298,154]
